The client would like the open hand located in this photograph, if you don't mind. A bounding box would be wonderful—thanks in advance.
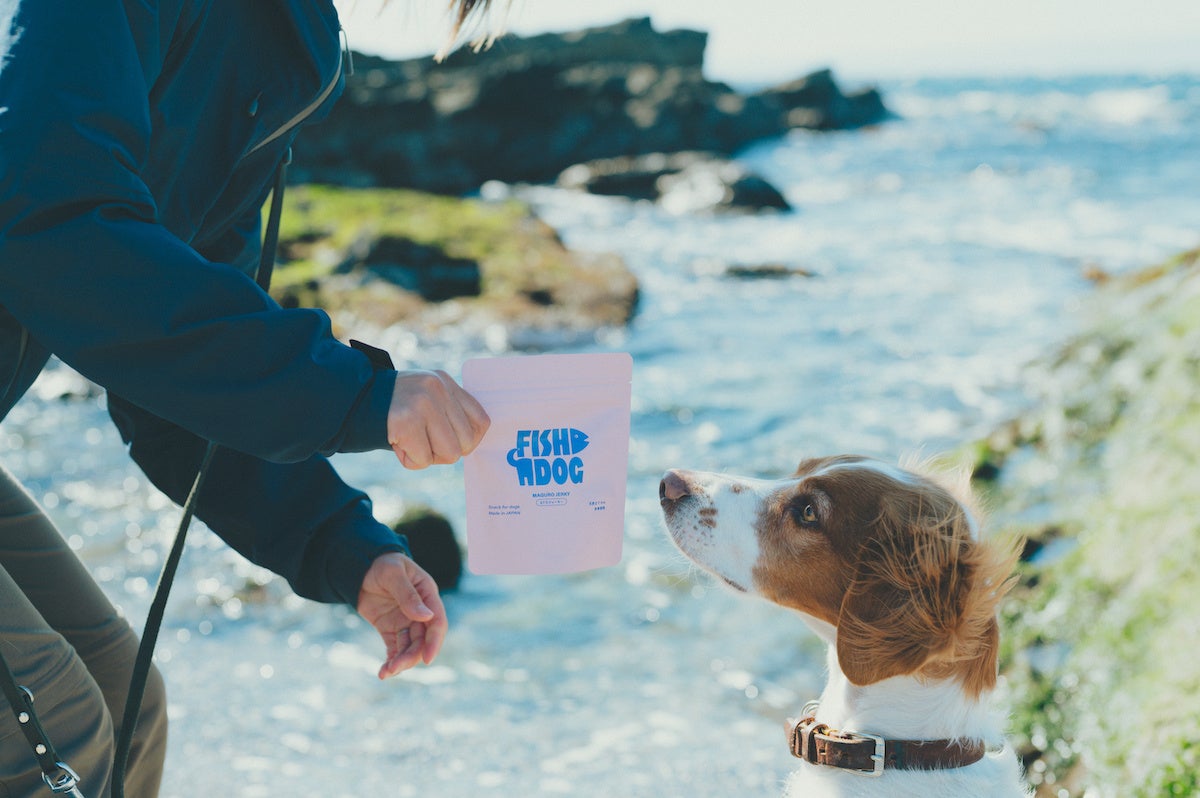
[357,552,449,678]
[387,370,490,469]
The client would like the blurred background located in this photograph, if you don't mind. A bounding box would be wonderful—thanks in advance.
[343,0,1200,83]
[4,2,1199,796]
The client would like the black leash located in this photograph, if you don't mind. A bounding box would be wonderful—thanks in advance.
[254,148,291,296]
[107,441,217,798]
[0,153,290,798]
[109,153,291,798]
[0,652,84,796]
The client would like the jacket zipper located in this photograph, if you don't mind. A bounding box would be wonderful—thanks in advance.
[245,42,343,159]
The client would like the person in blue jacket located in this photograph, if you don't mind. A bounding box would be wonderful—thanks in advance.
[0,0,496,795]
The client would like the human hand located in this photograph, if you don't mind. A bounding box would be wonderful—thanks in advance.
[357,552,449,678]
[388,370,490,469]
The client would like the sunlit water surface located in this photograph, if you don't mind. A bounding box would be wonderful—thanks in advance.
[3,74,1197,797]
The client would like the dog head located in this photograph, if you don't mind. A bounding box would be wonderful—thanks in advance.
[659,455,1018,695]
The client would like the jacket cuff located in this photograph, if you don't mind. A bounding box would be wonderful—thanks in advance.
[325,516,412,607]
[336,369,397,453]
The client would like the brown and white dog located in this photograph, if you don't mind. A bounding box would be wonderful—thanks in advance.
[659,455,1031,797]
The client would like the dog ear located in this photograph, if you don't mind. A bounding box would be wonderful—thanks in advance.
[835,511,971,686]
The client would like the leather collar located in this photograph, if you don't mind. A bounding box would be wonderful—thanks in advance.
[789,715,986,777]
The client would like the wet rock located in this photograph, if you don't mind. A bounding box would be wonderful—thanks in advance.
[558,151,791,212]
[723,263,814,279]
[363,236,482,301]
[293,18,889,194]
[393,509,463,592]
[755,69,889,131]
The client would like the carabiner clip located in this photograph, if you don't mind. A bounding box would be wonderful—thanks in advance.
[43,760,84,797]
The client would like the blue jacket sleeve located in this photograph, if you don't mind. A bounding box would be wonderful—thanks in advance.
[108,395,410,606]
[0,0,389,463]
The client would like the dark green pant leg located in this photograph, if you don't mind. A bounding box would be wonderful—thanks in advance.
[0,558,116,797]
[0,464,166,798]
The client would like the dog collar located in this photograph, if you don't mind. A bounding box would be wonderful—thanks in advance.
[788,715,987,778]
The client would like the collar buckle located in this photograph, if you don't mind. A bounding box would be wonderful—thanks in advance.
[845,730,885,778]
[790,717,887,777]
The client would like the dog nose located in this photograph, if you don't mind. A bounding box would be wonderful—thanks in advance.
[660,470,692,503]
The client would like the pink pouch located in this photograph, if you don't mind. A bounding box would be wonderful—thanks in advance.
[462,353,633,574]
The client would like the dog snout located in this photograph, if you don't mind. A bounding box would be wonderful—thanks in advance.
[660,469,694,504]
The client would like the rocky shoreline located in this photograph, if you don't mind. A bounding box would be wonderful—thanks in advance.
[282,40,1200,796]
[293,17,888,200]
[977,249,1200,796]
[279,18,883,343]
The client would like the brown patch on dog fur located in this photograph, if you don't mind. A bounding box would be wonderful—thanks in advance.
[751,456,891,626]
[751,458,1020,698]
[698,507,718,529]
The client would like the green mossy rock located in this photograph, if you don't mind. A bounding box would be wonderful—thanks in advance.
[271,184,639,344]
[983,249,1200,797]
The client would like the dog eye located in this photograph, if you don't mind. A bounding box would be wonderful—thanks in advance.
[791,502,820,526]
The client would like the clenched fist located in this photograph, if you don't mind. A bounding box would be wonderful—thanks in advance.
[387,370,490,470]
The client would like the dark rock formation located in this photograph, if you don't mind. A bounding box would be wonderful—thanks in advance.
[393,509,463,591]
[362,237,482,301]
[723,263,815,279]
[758,69,889,131]
[293,17,890,195]
[557,151,791,212]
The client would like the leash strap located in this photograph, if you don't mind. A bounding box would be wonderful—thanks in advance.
[112,152,292,792]
[0,453,216,798]
[109,442,217,798]
[1,149,293,798]
[0,651,84,795]
[112,151,291,797]
[255,149,290,293]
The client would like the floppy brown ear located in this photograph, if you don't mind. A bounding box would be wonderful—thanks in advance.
[835,518,969,686]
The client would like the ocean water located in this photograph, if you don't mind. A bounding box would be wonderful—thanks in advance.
[3,74,1198,797]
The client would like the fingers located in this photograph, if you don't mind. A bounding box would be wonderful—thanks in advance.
[401,567,444,628]
[409,569,448,666]
[445,392,489,456]
[363,554,450,679]
[417,584,448,665]
[379,625,425,679]
[388,370,490,470]
[377,612,444,678]
[436,371,489,454]
[374,552,441,623]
